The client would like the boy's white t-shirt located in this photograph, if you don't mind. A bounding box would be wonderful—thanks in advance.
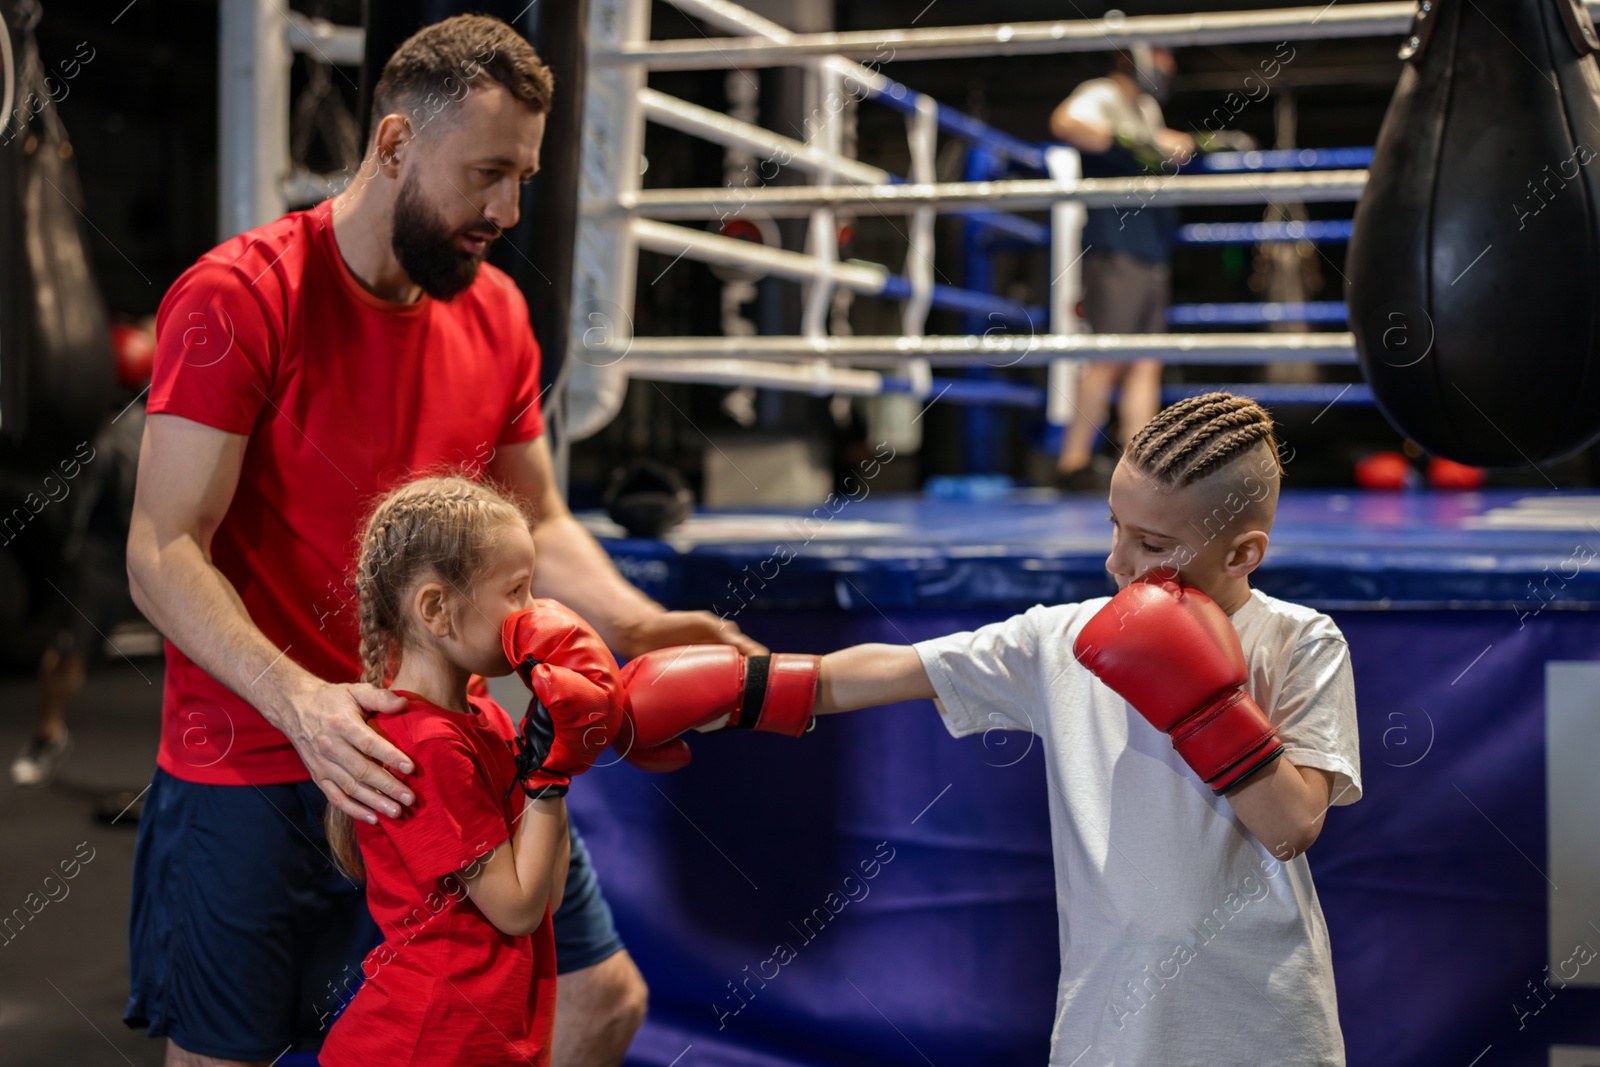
[914,587,1361,1067]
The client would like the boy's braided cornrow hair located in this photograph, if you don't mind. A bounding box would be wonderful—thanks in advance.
[1125,392,1283,487]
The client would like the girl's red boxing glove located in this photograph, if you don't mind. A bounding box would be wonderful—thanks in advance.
[500,601,625,799]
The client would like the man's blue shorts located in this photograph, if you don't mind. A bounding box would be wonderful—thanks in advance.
[123,767,624,1060]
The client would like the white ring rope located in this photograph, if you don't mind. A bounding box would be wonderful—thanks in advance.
[609,1,1600,68]
[615,169,1367,218]
[569,0,1377,435]
[599,333,1359,368]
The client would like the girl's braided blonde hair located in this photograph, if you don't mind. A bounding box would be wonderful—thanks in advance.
[327,469,531,879]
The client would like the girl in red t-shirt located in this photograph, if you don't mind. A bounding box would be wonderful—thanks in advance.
[319,473,622,1067]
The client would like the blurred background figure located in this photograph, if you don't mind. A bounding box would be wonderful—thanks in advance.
[1048,44,1193,492]
[10,318,150,797]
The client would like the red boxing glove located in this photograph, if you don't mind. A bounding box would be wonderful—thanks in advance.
[618,645,819,772]
[1073,574,1283,794]
[500,601,625,799]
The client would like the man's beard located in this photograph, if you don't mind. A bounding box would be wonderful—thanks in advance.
[390,171,499,301]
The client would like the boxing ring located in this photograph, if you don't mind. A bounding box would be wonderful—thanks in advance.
[538,1,1600,1065]
[560,0,1391,449]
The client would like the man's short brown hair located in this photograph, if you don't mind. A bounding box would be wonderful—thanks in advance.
[369,14,554,142]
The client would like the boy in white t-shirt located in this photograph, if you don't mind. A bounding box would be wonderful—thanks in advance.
[617,391,1359,1065]
[822,391,1358,1066]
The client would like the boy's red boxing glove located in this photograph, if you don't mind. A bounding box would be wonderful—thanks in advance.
[500,601,625,800]
[1072,573,1283,794]
[617,645,819,772]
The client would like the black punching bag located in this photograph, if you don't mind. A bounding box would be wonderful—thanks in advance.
[1346,0,1600,468]
[0,2,115,461]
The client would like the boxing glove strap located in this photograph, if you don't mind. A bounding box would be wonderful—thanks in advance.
[1169,687,1281,789]
[1209,739,1285,795]
[725,654,818,737]
[507,723,572,802]
[760,655,820,736]
[726,655,770,729]
[520,779,570,801]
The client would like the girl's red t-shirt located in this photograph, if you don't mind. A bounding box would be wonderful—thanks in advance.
[319,691,556,1067]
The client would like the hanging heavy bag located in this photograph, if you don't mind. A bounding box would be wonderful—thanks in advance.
[1346,0,1600,467]
[6,1,113,457]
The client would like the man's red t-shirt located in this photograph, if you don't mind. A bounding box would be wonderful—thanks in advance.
[319,691,557,1067]
[146,199,545,784]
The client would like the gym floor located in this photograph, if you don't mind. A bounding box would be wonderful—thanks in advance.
[0,658,163,1067]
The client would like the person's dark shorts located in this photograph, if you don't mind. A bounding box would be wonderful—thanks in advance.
[552,820,625,973]
[124,768,624,1059]
[1082,248,1170,335]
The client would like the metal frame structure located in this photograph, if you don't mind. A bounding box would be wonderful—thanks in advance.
[219,4,361,240]
[561,0,1416,437]
[214,0,1538,437]
[608,2,1425,68]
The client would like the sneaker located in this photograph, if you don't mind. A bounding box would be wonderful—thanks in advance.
[11,728,73,786]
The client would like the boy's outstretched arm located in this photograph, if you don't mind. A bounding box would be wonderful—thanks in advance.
[816,644,937,715]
